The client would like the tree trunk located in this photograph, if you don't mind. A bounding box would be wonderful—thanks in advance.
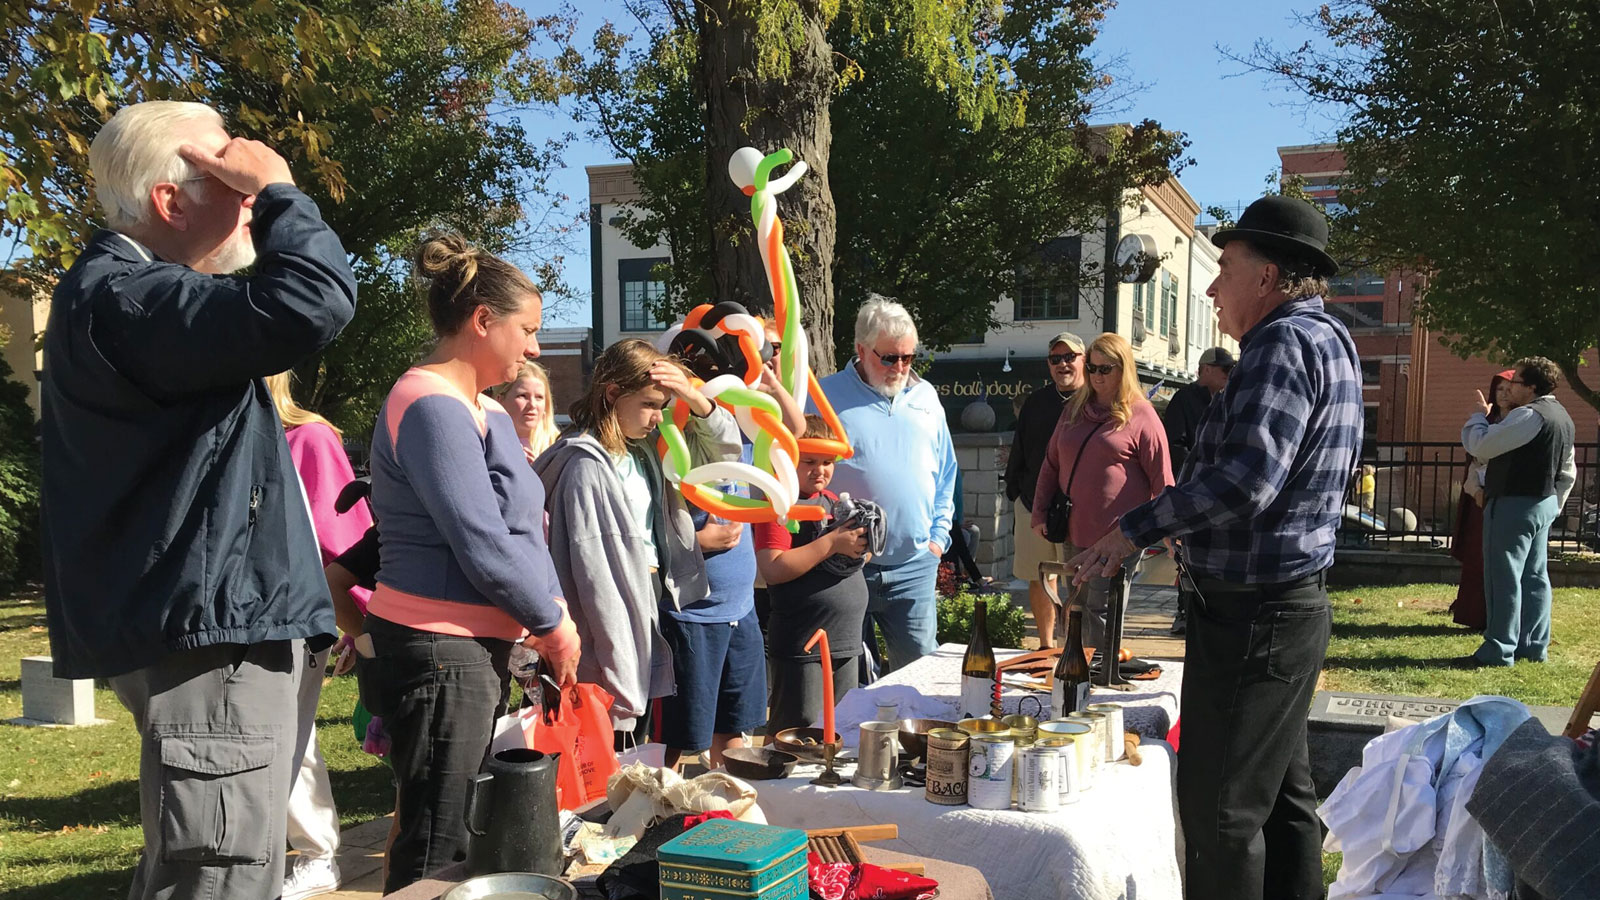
[697,1,839,374]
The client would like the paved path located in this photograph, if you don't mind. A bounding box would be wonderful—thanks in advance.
[321,816,392,898]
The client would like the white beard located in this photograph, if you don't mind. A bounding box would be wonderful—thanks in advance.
[871,372,907,399]
[210,228,258,273]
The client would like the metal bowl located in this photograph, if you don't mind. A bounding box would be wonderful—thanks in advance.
[441,872,577,900]
[771,727,836,761]
[721,746,799,780]
[897,718,956,760]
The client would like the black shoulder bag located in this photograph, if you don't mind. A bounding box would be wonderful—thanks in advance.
[1044,420,1106,544]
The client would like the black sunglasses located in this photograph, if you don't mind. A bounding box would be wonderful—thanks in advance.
[873,349,917,367]
[1048,352,1081,366]
[1085,363,1119,376]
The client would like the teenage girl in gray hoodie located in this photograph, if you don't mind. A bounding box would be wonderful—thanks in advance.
[535,339,740,747]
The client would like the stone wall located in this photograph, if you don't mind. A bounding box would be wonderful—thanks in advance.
[954,432,1015,582]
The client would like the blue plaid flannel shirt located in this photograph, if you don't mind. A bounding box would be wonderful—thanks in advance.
[1120,296,1364,583]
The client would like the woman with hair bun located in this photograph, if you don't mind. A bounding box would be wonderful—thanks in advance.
[363,233,580,893]
[490,360,560,463]
[535,338,740,749]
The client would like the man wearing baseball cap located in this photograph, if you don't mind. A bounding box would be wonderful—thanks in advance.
[1003,331,1085,648]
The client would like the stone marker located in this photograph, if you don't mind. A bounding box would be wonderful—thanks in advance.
[13,655,103,727]
[1307,690,1600,797]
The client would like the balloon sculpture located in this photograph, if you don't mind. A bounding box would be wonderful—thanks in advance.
[653,147,854,527]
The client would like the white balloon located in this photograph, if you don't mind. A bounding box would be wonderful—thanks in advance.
[766,160,808,194]
[733,405,762,445]
[654,324,682,353]
[720,312,765,347]
[770,447,799,506]
[682,461,790,519]
[727,147,764,191]
[700,374,746,402]
[790,321,812,413]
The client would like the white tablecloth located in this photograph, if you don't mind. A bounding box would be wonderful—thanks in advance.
[769,644,1186,900]
[863,644,1183,740]
[754,741,1183,900]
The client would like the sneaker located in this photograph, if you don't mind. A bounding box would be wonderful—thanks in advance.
[282,856,341,900]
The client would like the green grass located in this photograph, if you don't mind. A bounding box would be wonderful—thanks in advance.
[0,589,394,899]
[1323,583,1599,706]
[2,583,1595,896]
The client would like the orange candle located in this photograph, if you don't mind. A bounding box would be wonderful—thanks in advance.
[803,628,835,744]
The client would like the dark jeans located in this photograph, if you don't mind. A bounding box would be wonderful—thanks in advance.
[363,616,511,894]
[1178,570,1331,900]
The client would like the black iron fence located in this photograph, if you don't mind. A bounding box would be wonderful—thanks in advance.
[1341,442,1600,551]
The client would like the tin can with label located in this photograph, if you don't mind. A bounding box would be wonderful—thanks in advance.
[1086,703,1125,761]
[1016,745,1061,812]
[966,733,1015,810]
[1036,736,1080,804]
[1039,720,1094,789]
[1001,714,1038,746]
[924,727,970,806]
[1066,711,1107,781]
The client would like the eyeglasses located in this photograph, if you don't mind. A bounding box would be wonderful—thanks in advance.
[1047,352,1080,366]
[1085,363,1119,376]
[873,349,917,367]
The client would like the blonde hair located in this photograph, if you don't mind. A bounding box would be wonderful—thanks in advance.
[264,371,342,438]
[90,101,225,232]
[1067,332,1144,430]
[491,361,560,457]
[570,339,683,456]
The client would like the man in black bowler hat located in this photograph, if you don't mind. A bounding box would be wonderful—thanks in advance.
[1069,194,1364,899]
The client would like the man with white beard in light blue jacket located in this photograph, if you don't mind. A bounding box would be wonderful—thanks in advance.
[815,297,958,673]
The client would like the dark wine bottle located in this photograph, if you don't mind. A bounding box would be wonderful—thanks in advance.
[1052,606,1091,718]
[959,598,997,719]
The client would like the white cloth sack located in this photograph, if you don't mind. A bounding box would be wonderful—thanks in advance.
[602,763,766,840]
[1319,696,1530,900]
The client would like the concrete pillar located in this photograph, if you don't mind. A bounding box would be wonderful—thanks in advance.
[17,656,100,726]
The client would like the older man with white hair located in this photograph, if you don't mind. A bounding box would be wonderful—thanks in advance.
[814,297,957,672]
[40,101,355,900]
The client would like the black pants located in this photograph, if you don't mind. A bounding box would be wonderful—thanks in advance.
[1178,570,1331,900]
[364,615,512,894]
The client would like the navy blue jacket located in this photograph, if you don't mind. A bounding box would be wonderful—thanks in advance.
[40,184,356,678]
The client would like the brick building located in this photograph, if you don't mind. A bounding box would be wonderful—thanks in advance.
[533,326,593,427]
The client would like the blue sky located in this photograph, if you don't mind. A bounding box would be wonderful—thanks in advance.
[522,1,1342,326]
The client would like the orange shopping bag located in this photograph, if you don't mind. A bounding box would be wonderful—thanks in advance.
[523,675,619,810]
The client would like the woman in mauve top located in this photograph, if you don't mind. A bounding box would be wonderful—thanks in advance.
[363,234,579,893]
[1033,332,1172,649]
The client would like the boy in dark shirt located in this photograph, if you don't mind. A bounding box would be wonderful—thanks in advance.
[754,416,871,733]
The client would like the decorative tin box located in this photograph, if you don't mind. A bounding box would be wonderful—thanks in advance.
[657,819,809,900]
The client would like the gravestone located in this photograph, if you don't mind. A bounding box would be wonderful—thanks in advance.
[12,655,103,727]
[1307,690,1599,797]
